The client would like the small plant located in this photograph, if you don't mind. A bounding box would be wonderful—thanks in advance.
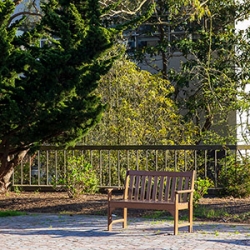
[53,155,98,198]
[13,186,23,194]
[34,188,40,194]
[193,177,212,206]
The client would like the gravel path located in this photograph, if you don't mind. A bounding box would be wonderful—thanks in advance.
[1,214,250,250]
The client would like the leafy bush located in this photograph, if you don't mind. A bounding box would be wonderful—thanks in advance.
[53,155,98,198]
[193,177,212,206]
[219,156,250,198]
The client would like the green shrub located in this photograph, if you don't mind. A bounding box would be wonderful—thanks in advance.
[219,156,250,198]
[193,177,212,206]
[53,155,98,198]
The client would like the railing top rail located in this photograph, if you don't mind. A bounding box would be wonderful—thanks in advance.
[39,145,240,151]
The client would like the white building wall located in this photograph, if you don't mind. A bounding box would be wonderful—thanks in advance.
[236,17,250,144]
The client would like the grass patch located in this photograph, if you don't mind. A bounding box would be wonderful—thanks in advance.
[0,210,27,217]
[194,205,229,220]
[230,211,250,223]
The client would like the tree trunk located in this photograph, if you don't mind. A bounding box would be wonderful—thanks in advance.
[0,150,29,193]
[0,165,14,193]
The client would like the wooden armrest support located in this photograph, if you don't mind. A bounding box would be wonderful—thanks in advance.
[105,186,125,201]
[104,186,124,192]
[175,189,194,194]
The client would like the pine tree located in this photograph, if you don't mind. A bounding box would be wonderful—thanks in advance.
[0,0,151,192]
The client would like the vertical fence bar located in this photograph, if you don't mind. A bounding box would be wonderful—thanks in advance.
[99,150,102,186]
[136,150,139,170]
[90,150,93,166]
[117,151,120,187]
[204,150,207,178]
[155,150,158,171]
[184,150,187,171]
[55,150,58,185]
[164,150,167,170]
[194,150,197,176]
[29,155,31,185]
[126,150,129,171]
[12,165,15,186]
[54,150,57,183]
[20,160,23,185]
[108,150,111,186]
[224,149,227,175]
[46,150,49,185]
[174,150,177,171]
[214,150,218,188]
[63,150,66,177]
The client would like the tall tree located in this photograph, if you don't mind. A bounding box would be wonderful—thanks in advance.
[169,0,250,144]
[128,0,250,144]
[86,57,196,145]
[0,0,153,192]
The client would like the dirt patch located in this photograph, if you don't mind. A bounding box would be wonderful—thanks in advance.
[1,192,250,223]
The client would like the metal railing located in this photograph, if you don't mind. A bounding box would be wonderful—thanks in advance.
[12,144,250,189]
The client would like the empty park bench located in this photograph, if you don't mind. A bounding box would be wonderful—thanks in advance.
[107,170,195,235]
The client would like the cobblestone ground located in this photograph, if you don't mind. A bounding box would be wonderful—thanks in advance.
[0,214,250,250]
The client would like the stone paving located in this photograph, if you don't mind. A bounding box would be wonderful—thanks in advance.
[0,214,250,250]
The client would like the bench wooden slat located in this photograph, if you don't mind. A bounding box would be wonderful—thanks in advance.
[146,176,152,201]
[128,175,134,200]
[158,176,165,201]
[177,177,183,202]
[164,176,171,202]
[140,175,146,200]
[127,170,193,177]
[183,176,189,201]
[134,175,141,200]
[170,177,176,202]
[152,176,158,201]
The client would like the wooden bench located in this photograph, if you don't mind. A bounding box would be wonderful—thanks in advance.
[107,170,195,235]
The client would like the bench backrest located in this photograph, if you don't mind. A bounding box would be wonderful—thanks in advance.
[124,170,195,202]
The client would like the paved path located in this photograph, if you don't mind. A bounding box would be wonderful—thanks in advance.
[0,214,250,250]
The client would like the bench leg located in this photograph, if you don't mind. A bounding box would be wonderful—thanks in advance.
[188,203,193,233]
[123,208,127,228]
[108,206,113,231]
[174,209,179,235]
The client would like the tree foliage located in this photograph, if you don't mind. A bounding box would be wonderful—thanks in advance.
[0,0,153,192]
[169,0,250,144]
[129,0,250,144]
[86,57,196,145]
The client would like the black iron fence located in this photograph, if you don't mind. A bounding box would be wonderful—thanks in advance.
[12,145,250,189]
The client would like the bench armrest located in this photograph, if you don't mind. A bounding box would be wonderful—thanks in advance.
[105,186,125,201]
[104,186,124,193]
[175,189,194,194]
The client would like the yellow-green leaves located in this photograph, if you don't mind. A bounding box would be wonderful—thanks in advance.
[87,58,197,145]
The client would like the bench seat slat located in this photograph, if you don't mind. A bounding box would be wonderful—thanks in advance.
[109,200,190,211]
